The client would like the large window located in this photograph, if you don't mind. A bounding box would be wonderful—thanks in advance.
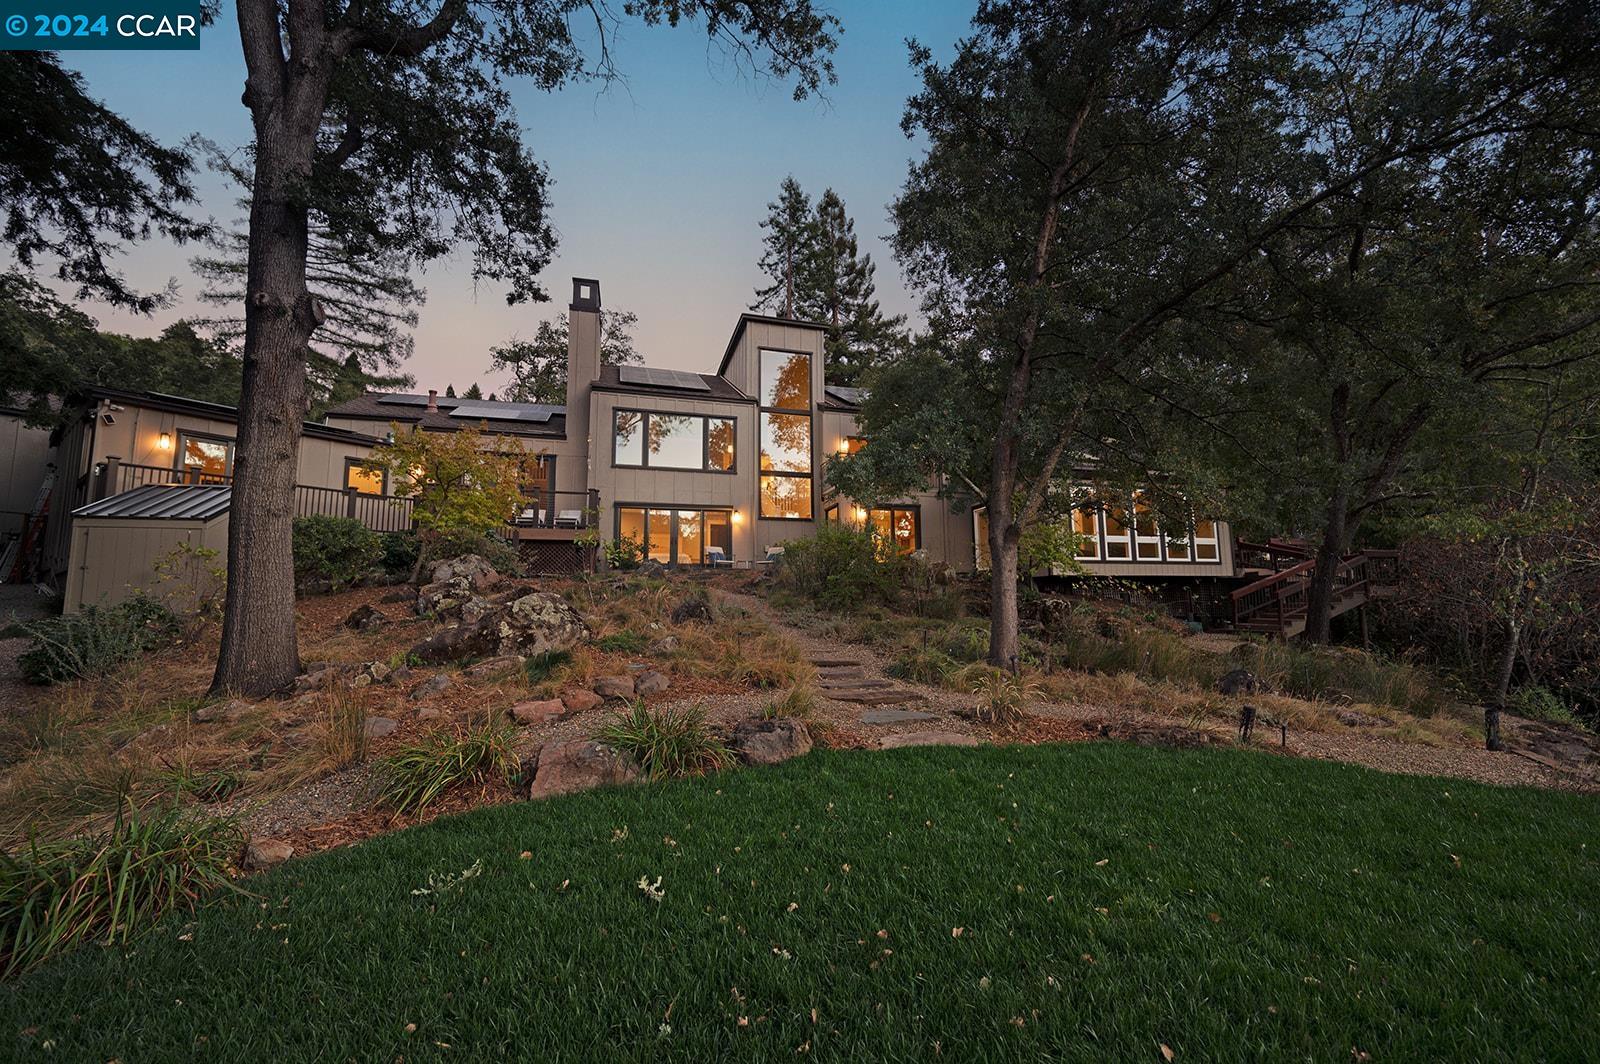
[616,506,735,565]
[1072,506,1100,560]
[612,410,736,473]
[344,458,385,495]
[868,507,920,555]
[759,348,813,519]
[176,432,234,483]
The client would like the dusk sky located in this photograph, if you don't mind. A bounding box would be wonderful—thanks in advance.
[58,1,977,394]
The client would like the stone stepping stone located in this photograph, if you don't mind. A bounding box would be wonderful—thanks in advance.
[879,731,982,750]
[832,689,929,706]
[810,657,861,668]
[861,707,936,724]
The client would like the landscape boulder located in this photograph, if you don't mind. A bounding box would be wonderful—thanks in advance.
[243,839,294,871]
[635,670,671,696]
[562,689,604,715]
[670,594,713,625]
[649,635,681,655]
[415,705,442,721]
[410,674,455,701]
[407,592,589,665]
[364,716,399,739]
[343,604,387,632]
[731,717,813,766]
[1218,668,1267,697]
[417,576,478,618]
[634,559,667,578]
[593,674,636,701]
[430,553,502,587]
[465,655,525,679]
[511,698,570,726]
[528,740,641,799]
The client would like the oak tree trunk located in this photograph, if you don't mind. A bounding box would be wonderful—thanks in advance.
[987,491,1021,669]
[1302,491,1348,644]
[210,120,317,695]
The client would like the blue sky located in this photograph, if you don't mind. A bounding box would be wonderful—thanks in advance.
[59,1,976,392]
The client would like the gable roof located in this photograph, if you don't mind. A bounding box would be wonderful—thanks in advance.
[323,392,568,438]
[716,313,829,378]
[73,483,232,521]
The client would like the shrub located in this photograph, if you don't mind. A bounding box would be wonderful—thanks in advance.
[603,535,642,571]
[292,516,382,592]
[778,525,903,611]
[594,702,731,780]
[377,726,519,816]
[17,597,178,684]
[1241,642,1447,716]
[887,644,960,686]
[1509,685,1580,726]
[762,686,816,720]
[427,529,525,578]
[378,532,421,578]
[0,807,241,979]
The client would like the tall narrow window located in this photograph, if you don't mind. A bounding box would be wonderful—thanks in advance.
[1072,505,1100,560]
[1133,495,1162,560]
[1103,504,1131,559]
[759,348,813,519]
[868,507,919,556]
[708,418,736,471]
[1193,518,1220,561]
[613,411,644,466]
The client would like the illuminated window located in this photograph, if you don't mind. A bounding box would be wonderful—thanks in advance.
[176,433,233,483]
[613,410,736,472]
[758,348,813,519]
[867,507,920,555]
[1134,494,1162,560]
[617,505,734,565]
[1072,505,1100,560]
[344,459,385,495]
[1103,504,1132,559]
[1193,518,1220,561]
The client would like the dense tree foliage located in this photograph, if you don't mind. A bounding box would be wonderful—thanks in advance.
[0,53,208,312]
[751,177,904,384]
[0,273,241,426]
[489,307,641,403]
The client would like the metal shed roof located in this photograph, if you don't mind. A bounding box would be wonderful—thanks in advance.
[73,484,232,521]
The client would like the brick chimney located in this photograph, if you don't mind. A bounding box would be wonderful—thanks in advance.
[565,277,602,458]
[425,388,439,412]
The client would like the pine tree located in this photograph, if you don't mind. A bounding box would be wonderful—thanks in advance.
[445,384,456,398]
[803,189,905,385]
[752,176,814,319]
[462,383,483,400]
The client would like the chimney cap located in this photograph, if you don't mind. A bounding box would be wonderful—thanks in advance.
[570,277,602,312]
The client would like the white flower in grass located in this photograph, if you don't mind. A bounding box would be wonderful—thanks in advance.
[638,875,666,901]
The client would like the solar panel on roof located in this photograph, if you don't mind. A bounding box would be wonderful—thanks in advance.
[617,366,712,391]
[446,401,560,423]
[375,393,433,407]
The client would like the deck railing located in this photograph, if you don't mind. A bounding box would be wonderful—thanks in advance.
[87,460,603,536]
[1231,549,1401,636]
[91,460,415,534]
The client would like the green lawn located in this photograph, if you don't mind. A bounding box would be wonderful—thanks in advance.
[5,744,1597,1062]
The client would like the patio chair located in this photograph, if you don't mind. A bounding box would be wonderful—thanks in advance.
[555,509,582,528]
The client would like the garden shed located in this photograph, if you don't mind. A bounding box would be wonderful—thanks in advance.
[64,484,231,614]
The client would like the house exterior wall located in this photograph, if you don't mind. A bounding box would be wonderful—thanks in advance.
[64,514,228,613]
[0,411,53,523]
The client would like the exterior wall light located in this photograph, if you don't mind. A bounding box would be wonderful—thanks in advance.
[731,510,744,524]
[157,432,172,451]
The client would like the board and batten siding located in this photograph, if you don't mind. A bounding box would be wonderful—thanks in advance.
[0,412,53,519]
[64,515,229,613]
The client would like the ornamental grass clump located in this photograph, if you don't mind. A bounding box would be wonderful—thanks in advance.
[0,805,241,980]
[377,726,520,816]
[594,702,731,781]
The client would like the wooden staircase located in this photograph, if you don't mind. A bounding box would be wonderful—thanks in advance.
[1230,544,1400,639]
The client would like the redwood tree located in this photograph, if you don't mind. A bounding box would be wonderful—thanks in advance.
[215,0,837,694]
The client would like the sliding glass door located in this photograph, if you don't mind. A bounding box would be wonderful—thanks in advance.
[617,506,735,566]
